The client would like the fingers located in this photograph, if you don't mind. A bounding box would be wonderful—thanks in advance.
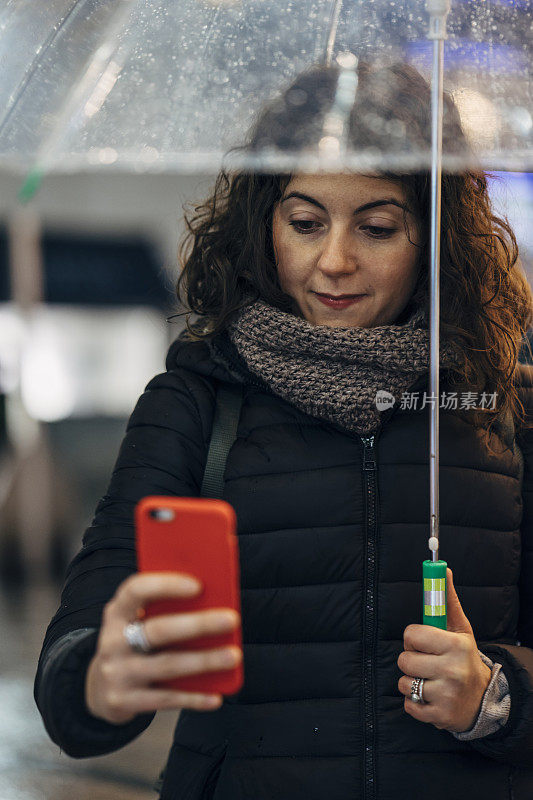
[142,608,240,650]
[90,573,244,724]
[100,572,214,654]
[403,624,449,655]
[107,572,203,623]
[127,645,243,683]
[103,607,240,656]
[112,687,224,717]
[88,637,241,724]
[398,674,433,702]
[397,650,440,678]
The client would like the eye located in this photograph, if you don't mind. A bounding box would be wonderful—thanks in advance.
[361,225,397,238]
[289,220,321,235]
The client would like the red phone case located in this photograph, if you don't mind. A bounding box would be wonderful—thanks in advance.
[135,496,243,696]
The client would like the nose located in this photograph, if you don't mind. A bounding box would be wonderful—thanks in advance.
[316,228,358,278]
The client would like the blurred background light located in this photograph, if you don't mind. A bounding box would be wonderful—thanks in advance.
[451,89,501,150]
[0,306,25,394]
[20,316,76,422]
[18,306,169,421]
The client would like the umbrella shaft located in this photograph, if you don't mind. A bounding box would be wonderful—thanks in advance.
[429,37,445,562]
[324,0,343,66]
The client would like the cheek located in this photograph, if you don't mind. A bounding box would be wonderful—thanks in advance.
[387,242,420,285]
[272,219,292,286]
[274,241,307,291]
[375,247,419,295]
[276,261,291,293]
[277,264,305,299]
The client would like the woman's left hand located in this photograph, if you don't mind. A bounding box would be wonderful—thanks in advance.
[397,568,493,733]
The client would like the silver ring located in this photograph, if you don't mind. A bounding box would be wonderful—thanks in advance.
[410,677,426,704]
[124,620,152,654]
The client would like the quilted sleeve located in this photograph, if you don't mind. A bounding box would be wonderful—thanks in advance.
[34,369,211,758]
[461,365,533,765]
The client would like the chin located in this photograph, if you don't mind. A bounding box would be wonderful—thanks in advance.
[316,314,367,328]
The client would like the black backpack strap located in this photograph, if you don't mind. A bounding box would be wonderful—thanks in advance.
[153,380,244,796]
[200,381,244,499]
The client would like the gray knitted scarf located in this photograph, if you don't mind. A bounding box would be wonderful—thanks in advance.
[226,299,463,436]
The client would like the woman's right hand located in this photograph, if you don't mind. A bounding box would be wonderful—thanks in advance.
[85,572,242,725]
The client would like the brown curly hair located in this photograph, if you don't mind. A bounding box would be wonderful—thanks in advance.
[175,61,533,440]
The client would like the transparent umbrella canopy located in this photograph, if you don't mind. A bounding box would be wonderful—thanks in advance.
[0,0,531,179]
[1,0,532,628]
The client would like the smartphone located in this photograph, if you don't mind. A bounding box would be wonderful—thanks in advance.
[135,495,243,696]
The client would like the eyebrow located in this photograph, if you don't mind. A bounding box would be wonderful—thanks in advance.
[280,191,411,215]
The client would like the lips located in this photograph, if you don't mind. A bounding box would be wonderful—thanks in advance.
[314,292,363,300]
[313,292,367,310]
[314,292,365,299]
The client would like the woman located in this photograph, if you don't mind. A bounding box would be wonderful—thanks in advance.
[35,62,533,800]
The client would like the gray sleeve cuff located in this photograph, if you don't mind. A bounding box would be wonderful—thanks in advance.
[450,650,511,741]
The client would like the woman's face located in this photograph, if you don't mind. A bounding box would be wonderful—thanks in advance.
[271,173,422,328]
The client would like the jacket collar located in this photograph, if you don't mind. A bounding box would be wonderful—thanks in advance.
[165,329,269,389]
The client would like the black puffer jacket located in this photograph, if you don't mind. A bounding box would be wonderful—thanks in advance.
[35,330,533,800]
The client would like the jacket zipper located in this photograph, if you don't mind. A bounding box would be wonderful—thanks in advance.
[218,334,393,800]
[212,333,431,800]
[360,432,378,800]
[357,397,405,800]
